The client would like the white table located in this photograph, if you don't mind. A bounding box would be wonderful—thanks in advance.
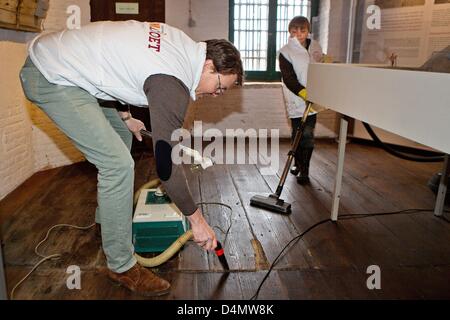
[308,63,450,220]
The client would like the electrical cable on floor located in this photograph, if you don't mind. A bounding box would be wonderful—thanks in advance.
[10,151,151,299]
[196,202,234,247]
[9,196,448,300]
[9,201,233,299]
[249,208,450,300]
[10,222,95,300]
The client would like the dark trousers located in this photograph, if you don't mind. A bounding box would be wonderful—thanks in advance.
[290,114,317,173]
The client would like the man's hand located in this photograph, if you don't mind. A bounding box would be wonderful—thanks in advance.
[187,208,217,251]
[120,111,146,141]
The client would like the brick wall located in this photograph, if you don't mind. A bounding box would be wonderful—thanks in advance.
[0,41,84,200]
[28,103,85,171]
[0,42,34,200]
[0,0,89,200]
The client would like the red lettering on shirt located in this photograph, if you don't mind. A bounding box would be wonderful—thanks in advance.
[148,23,162,52]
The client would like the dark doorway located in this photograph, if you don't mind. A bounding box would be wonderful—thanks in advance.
[90,0,164,23]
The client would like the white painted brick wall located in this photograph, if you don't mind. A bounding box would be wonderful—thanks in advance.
[0,42,84,201]
[30,107,85,171]
[0,42,35,200]
[0,0,89,200]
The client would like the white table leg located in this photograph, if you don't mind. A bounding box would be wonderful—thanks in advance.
[331,117,348,221]
[434,154,449,217]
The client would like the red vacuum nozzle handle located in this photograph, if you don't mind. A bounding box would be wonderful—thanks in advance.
[215,241,229,270]
[215,241,225,256]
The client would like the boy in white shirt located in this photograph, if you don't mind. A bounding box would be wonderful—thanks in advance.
[279,16,323,184]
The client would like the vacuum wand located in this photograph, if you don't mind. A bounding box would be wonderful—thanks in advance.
[214,241,229,271]
[275,101,313,196]
[250,101,314,214]
[139,129,214,171]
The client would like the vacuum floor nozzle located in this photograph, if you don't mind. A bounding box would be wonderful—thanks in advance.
[248,102,313,215]
[250,194,292,214]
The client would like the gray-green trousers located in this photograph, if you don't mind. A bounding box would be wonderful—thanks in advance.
[20,57,136,273]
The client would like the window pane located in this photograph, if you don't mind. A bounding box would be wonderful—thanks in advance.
[231,0,311,76]
[233,0,269,71]
[276,1,311,71]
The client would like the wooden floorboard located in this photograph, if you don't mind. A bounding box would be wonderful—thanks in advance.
[273,143,399,270]
[255,153,370,270]
[228,164,311,269]
[1,141,449,299]
[303,143,450,267]
[176,169,209,271]
[198,165,256,271]
[321,144,450,266]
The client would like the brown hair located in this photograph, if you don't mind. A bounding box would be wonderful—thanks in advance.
[205,39,244,85]
[288,16,310,32]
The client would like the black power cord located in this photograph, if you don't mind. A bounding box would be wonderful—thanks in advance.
[197,202,234,247]
[362,122,445,162]
[249,208,450,300]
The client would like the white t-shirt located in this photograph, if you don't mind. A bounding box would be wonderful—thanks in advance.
[28,21,206,106]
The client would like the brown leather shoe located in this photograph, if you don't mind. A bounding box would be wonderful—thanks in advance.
[104,263,170,297]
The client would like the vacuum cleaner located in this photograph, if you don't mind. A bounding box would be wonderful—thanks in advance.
[134,130,229,271]
[132,181,229,271]
[250,101,314,214]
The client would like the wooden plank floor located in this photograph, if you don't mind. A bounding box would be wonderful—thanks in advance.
[1,140,450,300]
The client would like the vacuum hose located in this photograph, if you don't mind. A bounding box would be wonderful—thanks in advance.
[133,178,161,205]
[135,230,193,267]
[362,122,445,162]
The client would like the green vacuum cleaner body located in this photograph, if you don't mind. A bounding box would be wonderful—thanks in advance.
[132,188,188,253]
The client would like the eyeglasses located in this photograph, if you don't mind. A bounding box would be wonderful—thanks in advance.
[215,74,226,95]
